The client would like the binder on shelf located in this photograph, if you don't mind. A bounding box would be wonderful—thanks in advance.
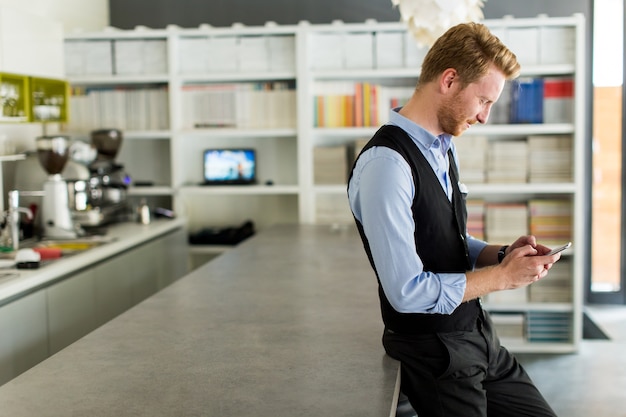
[114,40,144,74]
[267,35,295,72]
[540,26,576,65]
[208,36,239,72]
[344,32,374,69]
[64,41,87,76]
[179,37,210,74]
[510,78,544,124]
[141,39,168,74]
[114,39,167,76]
[543,77,574,124]
[83,40,114,76]
[310,33,344,70]
[404,32,429,68]
[239,36,270,72]
[506,27,539,66]
[375,32,404,69]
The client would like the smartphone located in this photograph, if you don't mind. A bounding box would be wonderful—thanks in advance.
[546,242,572,256]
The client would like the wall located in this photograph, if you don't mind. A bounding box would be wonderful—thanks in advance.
[108,0,590,29]
[0,0,108,32]
[0,0,108,209]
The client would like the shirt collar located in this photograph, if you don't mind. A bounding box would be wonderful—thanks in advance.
[388,107,453,155]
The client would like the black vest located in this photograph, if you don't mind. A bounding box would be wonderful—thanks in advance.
[349,125,481,334]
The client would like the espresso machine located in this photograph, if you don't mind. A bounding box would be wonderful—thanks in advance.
[70,129,131,227]
[36,135,83,239]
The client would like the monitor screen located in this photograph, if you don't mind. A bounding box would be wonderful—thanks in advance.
[203,148,256,185]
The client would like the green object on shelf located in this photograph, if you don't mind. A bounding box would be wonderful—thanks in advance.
[0,72,30,123]
[29,76,69,123]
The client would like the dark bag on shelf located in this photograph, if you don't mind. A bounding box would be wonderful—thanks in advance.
[188,220,255,245]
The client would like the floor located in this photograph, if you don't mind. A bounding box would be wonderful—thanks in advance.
[517,305,626,417]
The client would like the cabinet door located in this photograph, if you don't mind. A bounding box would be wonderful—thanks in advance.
[93,254,134,327]
[0,291,48,385]
[46,269,97,355]
[129,241,160,304]
[157,228,189,290]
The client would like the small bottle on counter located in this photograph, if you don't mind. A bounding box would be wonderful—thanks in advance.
[138,199,151,225]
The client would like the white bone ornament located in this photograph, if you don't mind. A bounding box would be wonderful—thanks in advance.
[391,0,486,47]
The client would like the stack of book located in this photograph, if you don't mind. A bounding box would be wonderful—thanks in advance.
[528,258,572,303]
[466,199,485,241]
[484,287,528,304]
[528,199,572,247]
[455,136,487,183]
[313,81,413,127]
[69,86,169,132]
[315,194,354,225]
[486,139,528,183]
[485,203,528,244]
[347,138,370,169]
[313,145,348,184]
[180,82,296,129]
[489,312,526,343]
[527,135,573,183]
[526,312,572,342]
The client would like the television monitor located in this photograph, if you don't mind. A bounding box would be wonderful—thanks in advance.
[202,148,256,185]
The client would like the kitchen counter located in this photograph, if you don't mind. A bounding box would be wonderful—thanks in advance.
[0,217,187,306]
[0,224,400,416]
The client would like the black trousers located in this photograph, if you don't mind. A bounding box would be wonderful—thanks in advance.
[383,310,557,417]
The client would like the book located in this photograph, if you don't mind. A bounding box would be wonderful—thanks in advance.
[543,77,574,124]
[510,78,544,124]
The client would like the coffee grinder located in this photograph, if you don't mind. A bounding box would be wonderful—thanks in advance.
[84,129,131,224]
[36,135,82,239]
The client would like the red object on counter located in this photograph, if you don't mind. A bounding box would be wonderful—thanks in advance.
[32,247,62,260]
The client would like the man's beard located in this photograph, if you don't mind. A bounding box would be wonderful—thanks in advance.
[437,91,471,137]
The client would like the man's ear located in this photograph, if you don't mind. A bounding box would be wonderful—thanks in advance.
[440,68,457,91]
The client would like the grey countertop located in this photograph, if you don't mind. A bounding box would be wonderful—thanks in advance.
[0,217,187,306]
[0,224,400,416]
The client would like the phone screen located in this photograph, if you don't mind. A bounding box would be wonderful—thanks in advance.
[546,242,572,256]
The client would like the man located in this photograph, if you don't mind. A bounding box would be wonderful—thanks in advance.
[347,22,560,417]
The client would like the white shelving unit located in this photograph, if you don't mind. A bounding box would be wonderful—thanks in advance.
[63,14,586,352]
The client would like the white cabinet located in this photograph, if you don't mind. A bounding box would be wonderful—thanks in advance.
[64,15,587,352]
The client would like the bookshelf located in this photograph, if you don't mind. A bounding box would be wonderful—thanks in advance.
[63,14,586,352]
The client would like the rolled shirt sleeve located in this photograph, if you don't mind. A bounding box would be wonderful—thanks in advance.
[349,146,468,315]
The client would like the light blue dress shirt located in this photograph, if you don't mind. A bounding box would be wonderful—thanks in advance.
[348,108,488,314]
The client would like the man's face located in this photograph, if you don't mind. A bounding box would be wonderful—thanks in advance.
[438,65,506,137]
